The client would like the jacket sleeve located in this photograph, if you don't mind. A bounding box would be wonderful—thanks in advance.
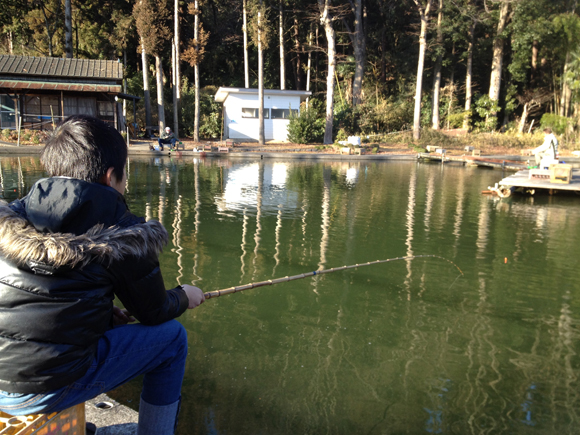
[107,254,189,325]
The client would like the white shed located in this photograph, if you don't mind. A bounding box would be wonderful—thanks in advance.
[215,87,311,142]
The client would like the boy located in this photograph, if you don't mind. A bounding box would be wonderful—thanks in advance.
[0,115,204,435]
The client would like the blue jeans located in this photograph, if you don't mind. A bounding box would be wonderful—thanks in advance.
[0,320,188,416]
[158,138,177,150]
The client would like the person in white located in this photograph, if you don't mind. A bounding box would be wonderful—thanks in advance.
[527,127,558,166]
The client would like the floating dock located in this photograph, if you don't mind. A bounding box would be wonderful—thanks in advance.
[490,168,580,197]
[417,152,527,170]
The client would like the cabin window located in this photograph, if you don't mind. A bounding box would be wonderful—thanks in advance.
[23,95,62,130]
[0,95,15,129]
[98,101,115,119]
[271,109,298,119]
[64,97,97,117]
[242,108,269,119]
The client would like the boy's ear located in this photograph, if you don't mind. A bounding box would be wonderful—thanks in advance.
[99,167,116,187]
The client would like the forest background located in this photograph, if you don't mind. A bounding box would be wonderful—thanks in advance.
[1,0,579,151]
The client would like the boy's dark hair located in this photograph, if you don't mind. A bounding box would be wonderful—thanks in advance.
[543,127,552,134]
[41,115,127,183]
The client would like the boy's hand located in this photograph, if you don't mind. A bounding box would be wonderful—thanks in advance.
[181,285,205,309]
[112,306,136,325]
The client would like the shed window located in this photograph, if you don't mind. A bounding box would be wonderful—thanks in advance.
[242,108,269,119]
[271,109,298,119]
[0,95,15,129]
[64,97,97,117]
[23,95,61,130]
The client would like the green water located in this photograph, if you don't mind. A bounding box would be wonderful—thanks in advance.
[2,156,580,434]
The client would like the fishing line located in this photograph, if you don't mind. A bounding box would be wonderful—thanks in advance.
[203,255,463,300]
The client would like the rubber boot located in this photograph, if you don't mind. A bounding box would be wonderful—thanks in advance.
[137,396,181,435]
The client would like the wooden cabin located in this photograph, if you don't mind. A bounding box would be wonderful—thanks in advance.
[0,55,137,132]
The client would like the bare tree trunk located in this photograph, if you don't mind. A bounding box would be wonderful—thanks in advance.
[279,0,285,90]
[174,0,181,136]
[412,0,432,141]
[258,0,265,145]
[123,49,127,125]
[40,5,54,56]
[141,42,152,137]
[294,17,302,90]
[306,24,313,105]
[463,20,474,130]
[156,55,165,132]
[488,0,509,126]
[315,25,319,94]
[7,31,13,54]
[431,0,443,130]
[531,40,538,84]
[318,0,336,144]
[194,0,201,142]
[351,0,365,105]
[65,0,72,58]
[243,0,250,88]
[518,102,528,134]
[172,42,178,135]
[446,44,455,129]
[560,52,571,117]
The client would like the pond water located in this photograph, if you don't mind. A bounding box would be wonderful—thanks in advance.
[2,156,580,435]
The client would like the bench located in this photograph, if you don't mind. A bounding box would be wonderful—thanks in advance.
[340,147,351,155]
[174,141,184,151]
[0,402,85,434]
[218,147,230,153]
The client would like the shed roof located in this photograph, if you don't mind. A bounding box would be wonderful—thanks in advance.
[0,55,123,81]
[215,87,311,103]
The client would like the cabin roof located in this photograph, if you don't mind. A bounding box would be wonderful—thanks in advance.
[0,55,123,81]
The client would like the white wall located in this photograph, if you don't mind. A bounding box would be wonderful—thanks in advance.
[224,93,301,141]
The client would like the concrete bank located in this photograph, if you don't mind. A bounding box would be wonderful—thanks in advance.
[3,141,579,164]
[0,141,417,161]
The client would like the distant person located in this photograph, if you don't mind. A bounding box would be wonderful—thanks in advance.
[527,127,558,167]
[0,115,204,435]
[158,126,177,151]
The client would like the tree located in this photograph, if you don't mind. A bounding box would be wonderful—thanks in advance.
[173,0,180,137]
[243,0,250,88]
[0,0,30,55]
[134,0,171,133]
[24,0,64,57]
[279,0,285,90]
[257,0,266,144]
[463,18,475,129]
[247,0,270,145]
[64,0,72,58]
[412,0,432,140]
[343,0,365,105]
[318,0,337,144]
[553,13,580,118]
[487,0,510,129]
[431,0,443,129]
[183,1,209,142]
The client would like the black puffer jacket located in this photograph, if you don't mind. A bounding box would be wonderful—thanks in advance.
[0,177,189,394]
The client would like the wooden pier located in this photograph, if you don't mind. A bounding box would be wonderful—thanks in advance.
[489,168,580,197]
[417,152,526,170]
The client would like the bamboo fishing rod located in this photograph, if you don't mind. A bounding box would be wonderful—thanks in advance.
[203,255,463,299]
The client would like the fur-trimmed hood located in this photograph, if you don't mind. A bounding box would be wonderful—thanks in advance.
[0,178,168,270]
